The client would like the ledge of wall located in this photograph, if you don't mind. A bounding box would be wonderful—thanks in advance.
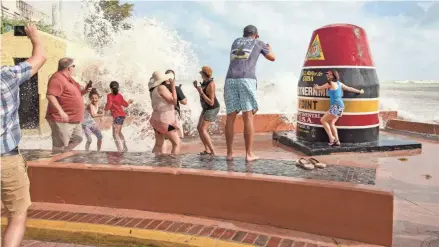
[386,119,439,136]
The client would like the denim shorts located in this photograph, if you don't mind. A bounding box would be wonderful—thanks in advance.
[328,104,344,117]
[224,78,258,115]
[202,107,220,122]
[113,116,125,125]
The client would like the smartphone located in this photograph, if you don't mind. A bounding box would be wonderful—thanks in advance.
[85,80,93,90]
[14,26,26,36]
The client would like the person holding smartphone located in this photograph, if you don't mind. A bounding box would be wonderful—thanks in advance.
[193,66,220,156]
[1,23,46,247]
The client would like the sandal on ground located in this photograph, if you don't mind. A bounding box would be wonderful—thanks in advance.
[296,158,314,170]
[334,140,341,146]
[199,151,210,155]
[308,158,326,168]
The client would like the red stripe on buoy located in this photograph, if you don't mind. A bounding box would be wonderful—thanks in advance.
[297,111,379,127]
[303,24,374,67]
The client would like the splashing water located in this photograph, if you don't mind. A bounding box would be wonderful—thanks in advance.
[19,1,439,152]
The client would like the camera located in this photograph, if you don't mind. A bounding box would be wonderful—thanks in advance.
[14,26,26,36]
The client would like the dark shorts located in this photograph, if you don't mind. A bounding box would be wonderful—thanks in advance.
[154,125,176,134]
[113,116,125,125]
[202,107,220,122]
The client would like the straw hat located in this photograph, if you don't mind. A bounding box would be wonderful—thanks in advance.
[200,66,213,78]
[148,70,172,90]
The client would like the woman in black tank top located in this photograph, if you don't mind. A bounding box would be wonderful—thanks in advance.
[193,66,220,156]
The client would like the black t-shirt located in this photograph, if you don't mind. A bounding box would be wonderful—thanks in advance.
[165,83,186,115]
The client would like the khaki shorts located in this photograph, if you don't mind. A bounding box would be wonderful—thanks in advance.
[1,154,31,217]
[47,120,83,150]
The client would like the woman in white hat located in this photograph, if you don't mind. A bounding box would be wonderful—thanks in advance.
[149,70,181,155]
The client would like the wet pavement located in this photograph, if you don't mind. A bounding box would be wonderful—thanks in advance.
[17,130,439,246]
[21,150,376,185]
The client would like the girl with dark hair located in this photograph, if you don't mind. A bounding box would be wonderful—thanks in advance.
[313,69,364,146]
[105,81,133,152]
[82,88,104,151]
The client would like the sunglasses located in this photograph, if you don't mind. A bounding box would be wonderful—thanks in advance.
[69,64,76,68]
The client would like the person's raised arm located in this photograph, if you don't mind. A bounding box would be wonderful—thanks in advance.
[341,82,364,94]
[314,83,330,90]
[261,42,276,62]
[24,23,47,77]
[199,82,216,106]
[158,84,177,105]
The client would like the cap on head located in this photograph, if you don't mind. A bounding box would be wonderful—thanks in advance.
[109,81,119,89]
[243,25,258,38]
[200,66,213,78]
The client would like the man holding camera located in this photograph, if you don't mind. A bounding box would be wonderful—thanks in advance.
[1,23,46,247]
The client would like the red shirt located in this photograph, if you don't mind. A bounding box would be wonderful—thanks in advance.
[46,72,84,123]
[105,93,128,117]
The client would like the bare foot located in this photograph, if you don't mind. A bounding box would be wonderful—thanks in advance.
[226,152,234,161]
[245,153,259,162]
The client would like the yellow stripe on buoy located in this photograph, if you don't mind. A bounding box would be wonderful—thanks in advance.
[1,218,253,247]
[298,97,379,113]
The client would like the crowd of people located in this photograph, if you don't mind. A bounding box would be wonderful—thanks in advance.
[0,23,276,246]
[2,22,364,246]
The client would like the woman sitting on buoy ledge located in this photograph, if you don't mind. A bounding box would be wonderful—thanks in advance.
[313,69,364,146]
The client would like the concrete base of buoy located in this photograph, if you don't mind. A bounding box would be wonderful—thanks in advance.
[273,131,421,156]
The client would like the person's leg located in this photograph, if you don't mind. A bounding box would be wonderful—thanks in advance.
[90,124,103,152]
[225,112,238,160]
[47,120,65,152]
[83,125,92,151]
[238,79,259,162]
[1,155,31,247]
[197,112,209,153]
[166,130,181,155]
[65,123,83,151]
[320,113,336,143]
[200,119,215,155]
[224,78,241,161]
[242,110,258,161]
[152,130,165,154]
[112,124,123,152]
[114,117,128,151]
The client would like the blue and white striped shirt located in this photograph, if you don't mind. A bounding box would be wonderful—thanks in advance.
[1,62,32,153]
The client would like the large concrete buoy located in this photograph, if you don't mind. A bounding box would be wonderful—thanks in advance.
[296,24,380,143]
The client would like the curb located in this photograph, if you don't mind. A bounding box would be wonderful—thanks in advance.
[1,218,253,247]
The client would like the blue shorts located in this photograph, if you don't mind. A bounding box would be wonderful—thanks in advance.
[328,104,344,117]
[113,116,125,125]
[224,78,258,115]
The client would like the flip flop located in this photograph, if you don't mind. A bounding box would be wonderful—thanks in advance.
[308,158,326,168]
[199,151,210,155]
[296,158,314,170]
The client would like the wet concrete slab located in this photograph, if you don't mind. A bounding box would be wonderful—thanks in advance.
[40,151,376,185]
[273,131,422,156]
[20,149,63,161]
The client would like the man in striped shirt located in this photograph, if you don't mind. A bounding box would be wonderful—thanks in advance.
[1,23,46,247]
